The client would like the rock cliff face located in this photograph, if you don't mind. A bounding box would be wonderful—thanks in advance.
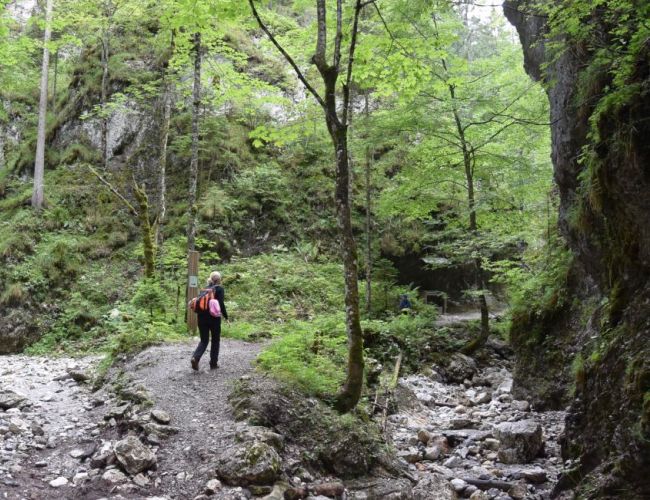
[504,1,650,497]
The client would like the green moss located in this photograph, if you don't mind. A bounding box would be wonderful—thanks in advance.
[0,283,26,306]
[571,353,586,395]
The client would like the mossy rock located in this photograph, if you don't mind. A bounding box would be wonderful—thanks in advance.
[214,441,281,486]
[228,376,392,479]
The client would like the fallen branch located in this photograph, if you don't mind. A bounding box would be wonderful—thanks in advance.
[430,400,458,408]
[85,163,138,216]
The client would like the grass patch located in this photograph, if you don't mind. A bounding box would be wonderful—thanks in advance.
[257,314,348,397]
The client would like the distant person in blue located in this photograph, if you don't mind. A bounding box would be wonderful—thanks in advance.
[399,294,412,314]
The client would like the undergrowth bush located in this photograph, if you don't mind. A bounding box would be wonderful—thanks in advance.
[222,253,344,326]
[257,314,348,396]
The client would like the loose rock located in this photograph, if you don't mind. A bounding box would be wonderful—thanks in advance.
[49,476,69,488]
[494,420,543,464]
[205,478,222,495]
[311,481,345,497]
[0,389,26,410]
[214,441,281,486]
[113,435,157,475]
[151,409,171,425]
[102,468,128,484]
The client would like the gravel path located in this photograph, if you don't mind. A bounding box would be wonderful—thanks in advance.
[0,338,263,499]
[121,339,263,497]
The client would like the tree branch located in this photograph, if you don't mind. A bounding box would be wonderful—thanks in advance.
[314,0,327,70]
[342,0,365,126]
[333,0,343,71]
[85,163,138,216]
[248,0,326,110]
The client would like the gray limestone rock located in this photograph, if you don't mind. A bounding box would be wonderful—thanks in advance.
[113,436,157,475]
[494,420,543,464]
[0,390,26,410]
[412,474,458,499]
[214,441,281,486]
[235,425,284,451]
[150,409,171,425]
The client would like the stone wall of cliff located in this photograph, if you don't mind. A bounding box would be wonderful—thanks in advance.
[504,1,650,497]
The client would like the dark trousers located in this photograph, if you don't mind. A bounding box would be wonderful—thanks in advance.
[193,314,221,366]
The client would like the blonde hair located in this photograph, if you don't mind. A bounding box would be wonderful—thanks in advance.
[209,271,222,285]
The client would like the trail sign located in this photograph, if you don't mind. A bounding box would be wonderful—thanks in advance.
[187,250,200,333]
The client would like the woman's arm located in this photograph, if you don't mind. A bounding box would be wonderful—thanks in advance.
[215,286,228,320]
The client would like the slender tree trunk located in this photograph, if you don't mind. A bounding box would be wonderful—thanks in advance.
[157,82,172,244]
[51,49,58,110]
[456,128,489,352]
[32,0,53,209]
[100,31,109,169]
[133,182,155,278]
[187,32,201,252]
[463,153,490,348]
[0,124,5,171]
[332,125,364,413]
[363,94,372,315]
[364,147,372,316]
[248,0,366,413]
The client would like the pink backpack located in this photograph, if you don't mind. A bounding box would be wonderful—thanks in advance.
[209,298,221,318]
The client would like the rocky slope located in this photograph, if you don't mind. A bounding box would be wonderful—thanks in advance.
[504,1,650,497]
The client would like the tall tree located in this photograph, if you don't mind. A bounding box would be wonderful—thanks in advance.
[363,92,373,315]
[186,31,201,252]
[32,0,54,209]
[99,0,116,170]
[249,0,368,412]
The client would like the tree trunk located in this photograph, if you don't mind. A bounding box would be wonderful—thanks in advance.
[451,101,490,352]
[187,32,201,252]
[51,49,58,109]
[133,182,155,278]
[332,125,364,413]
[0,124,5,171]
[157,82,172,244]
[364,93,372,316]
[32,0,53,209]
[247,0,366,413]
[465,167,490,349]
[364,145,372,316]
[100,31,109,169]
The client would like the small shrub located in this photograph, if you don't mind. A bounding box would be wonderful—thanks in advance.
[257,314,348,396]
[0,283,25,306]
[131,279,167,319]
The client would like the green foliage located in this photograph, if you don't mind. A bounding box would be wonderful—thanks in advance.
[362,309,460,372]
[131,279,167,319]
[257,314,348,397]
[0,1,559,416]
[539,0,649,130]
[25,291,102,354]
[499,228,574,339]
[222,253,345,326]
[104,315,184,358]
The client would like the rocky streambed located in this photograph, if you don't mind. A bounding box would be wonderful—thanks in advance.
[0,336,572,500]
[387,350,568,500]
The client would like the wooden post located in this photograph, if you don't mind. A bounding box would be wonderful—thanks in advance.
[187,250,200,333]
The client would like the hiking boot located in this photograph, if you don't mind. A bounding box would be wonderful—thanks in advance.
[191,357,199,371]
[209,362,219,370]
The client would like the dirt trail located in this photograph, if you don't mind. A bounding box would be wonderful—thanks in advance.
[122,339,263,497]
[1,338,263,499]
[434,308,507,327]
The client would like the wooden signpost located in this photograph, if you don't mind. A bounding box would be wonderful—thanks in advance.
[187,250,200,333]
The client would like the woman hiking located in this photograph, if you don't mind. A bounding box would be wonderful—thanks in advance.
[191,271,228,371]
